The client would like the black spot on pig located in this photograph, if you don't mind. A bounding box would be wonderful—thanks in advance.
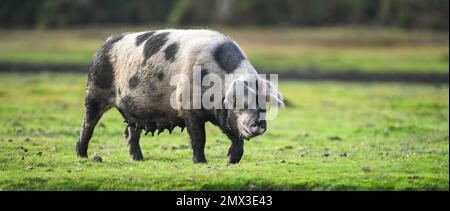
[143,32,170,63]
[128,75,140,90]
[89,34,124,89]
[157,72,165,81]
[136,31,155,46]
[213,41,245,73]
[165,42,179,61]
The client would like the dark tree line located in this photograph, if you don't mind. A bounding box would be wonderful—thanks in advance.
[0,0,448,30]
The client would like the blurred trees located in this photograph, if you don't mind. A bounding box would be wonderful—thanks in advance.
[0,0,44,28]
[0,0,448,30]
[0,0,177,28]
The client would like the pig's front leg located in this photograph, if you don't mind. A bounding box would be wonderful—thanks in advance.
[228,137,244,164]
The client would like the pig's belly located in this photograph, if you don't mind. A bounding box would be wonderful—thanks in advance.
[116,95,185,135]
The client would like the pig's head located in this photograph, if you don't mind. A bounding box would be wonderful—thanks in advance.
[222,78,284,140]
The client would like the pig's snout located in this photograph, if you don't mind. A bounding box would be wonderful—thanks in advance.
[249,120,267,136]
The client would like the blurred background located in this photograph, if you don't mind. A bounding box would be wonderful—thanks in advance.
[0,0,448,79]
[0,0,449,190]
[1,0,448,29]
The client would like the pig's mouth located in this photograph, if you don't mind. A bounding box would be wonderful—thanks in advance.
[241,126,253,140]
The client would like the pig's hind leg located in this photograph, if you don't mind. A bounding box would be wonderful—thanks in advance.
[76,91,114,158]
[125,123,144,161]
[77,33,123,158]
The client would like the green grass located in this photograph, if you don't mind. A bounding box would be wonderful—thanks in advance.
[0,73,448,190]
[0,26,448,73]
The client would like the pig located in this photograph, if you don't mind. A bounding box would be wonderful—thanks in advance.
[76,29,283,164]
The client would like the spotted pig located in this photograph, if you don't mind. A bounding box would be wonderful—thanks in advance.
[76,29,283,164]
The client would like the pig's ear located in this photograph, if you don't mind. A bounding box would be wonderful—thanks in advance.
[260,79,285,108]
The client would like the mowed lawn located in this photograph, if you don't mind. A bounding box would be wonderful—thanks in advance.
[0,27,448,73]
[0,73,448,191]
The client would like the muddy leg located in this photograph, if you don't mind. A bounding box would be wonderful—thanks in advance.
[76,97,110,157]
[228,138,244,164]
[126,124,144,161]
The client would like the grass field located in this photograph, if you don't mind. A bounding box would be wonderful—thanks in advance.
[0,73,448,190]
[0,26,448,73]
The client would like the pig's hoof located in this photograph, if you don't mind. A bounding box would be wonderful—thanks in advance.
[131,154,144,161]
[227,157,242,164]
[76,142,88,158]
[193,157,207,164]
